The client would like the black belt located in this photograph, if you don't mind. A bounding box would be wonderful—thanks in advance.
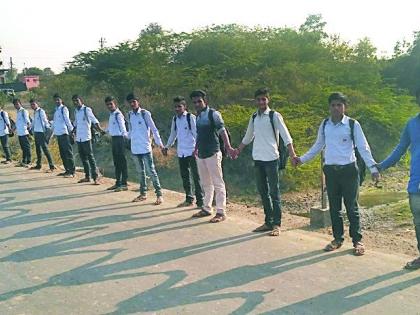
[324,162,356,171]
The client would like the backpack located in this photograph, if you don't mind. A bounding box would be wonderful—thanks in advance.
[82,106,101,144]
[1,111,14,137]
[173,113,192,131]
[59,106,75,144]
[322,118,366,186]
[208,108,231,157]
[115,111,130,150]
[252,110,289,170]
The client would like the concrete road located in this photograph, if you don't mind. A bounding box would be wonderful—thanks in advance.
[0,164,419,315]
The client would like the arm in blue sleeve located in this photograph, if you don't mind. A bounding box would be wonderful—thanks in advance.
[379,123,410,170]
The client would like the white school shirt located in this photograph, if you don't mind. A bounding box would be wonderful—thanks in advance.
[53,105,74,136]
[300,115,378,173]
[107,109,128,137]
[128,108,163,154]
[0,110,10,136]
[74,105,99,143]
[165,112,197,158]
[241,108,293,161]
[16,107,31,136]
[32,108,51,133]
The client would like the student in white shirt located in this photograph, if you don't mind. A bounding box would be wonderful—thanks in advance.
[0,107,12,164]
[126,93,164,205]
[52,93,75,178]
[72,94,105,185]
[163,96,203,208]
[105,96,128,192]
[13,98,32,167]
[29,99,55,171]
[295,92,380,256]
[234,88,297,236]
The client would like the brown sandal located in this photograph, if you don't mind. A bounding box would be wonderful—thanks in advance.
[132,195,147,202]
[210,213,226,223]
[353,242,365,256]
[324,240,343,252]
[154,196,163,205]
[192,209,212,218]
[269,225,280,236]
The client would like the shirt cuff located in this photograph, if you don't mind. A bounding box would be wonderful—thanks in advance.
[369,166,379,174]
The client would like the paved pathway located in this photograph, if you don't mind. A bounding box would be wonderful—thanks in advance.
[0,165,419,314]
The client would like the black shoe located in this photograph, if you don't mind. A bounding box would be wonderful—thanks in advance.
[57,172,68,176]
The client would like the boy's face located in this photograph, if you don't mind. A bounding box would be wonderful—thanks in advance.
[255,94,269,111]
[54,98,62,105]
[129,99,139,110]
[329,99,346,117]
[174,102,186,115]
[72,98,82,107]
[192,96,206,112]
[106,100,117,112]
[30,102,38,110]
[13,102,21,110]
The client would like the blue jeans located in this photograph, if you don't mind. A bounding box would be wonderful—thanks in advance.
[133,152,162,197]
[409,194,420,253]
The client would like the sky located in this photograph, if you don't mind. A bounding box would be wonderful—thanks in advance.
[1,0,420,73]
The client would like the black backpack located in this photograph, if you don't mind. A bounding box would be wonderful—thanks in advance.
[1,111,15,137]
[208,109,231,157]
[252,110,289,170]
[322,118,366,185]
[173,113,192,131]
[82,106,101,144]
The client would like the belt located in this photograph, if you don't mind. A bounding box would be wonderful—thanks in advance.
[324,162,356,171]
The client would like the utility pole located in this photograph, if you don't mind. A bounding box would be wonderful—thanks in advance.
[99,37,107,49]
[9,57,13,72]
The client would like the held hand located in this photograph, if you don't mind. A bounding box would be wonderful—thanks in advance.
[193,148,198,158]
[226,146,236,160]
[371,172,381,184]
[290,156,302,167]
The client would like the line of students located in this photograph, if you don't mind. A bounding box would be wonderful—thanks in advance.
[1,88,420,270]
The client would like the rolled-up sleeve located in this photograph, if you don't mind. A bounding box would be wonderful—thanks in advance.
[380,123,410,170]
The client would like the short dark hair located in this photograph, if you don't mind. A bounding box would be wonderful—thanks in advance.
[12,98,21,105]
[189,90,207,99]
[173,96,187,106]
[328,92,348,105]
[126,93,139,102]
[29,98,36,103]
[104,96,115,103]
[72,94,82,101]
[53,93,61,99]
[254,87,270,98]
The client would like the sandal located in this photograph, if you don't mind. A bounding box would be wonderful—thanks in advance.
[253,224,273,233]
[210,213,226,223]
[353,242,365,256]
[269,225,280,236]
[132,195,147,202]
[154,196,163,205]
[324,240,343,252]
[192,209,212,218]
[404,257,420,270]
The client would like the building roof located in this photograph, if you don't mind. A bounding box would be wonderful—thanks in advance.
[0,82,27,92]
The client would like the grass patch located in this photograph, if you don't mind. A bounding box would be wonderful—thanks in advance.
[373,200,413,223]
[359,191,407,208]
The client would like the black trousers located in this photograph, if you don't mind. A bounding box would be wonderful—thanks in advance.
[57,134,75,174]
[323,163,362,244]
[77,140,98,180]
[18,135,31,164]
[112,136,128,186]
[34,132,54,168]
[0,135,11,161]
[179,155,203,205]
[255,160,281,227]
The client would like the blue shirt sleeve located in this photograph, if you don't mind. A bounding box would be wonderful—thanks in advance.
[379,122,411,170]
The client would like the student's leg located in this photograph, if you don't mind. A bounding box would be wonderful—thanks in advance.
[135,154,147,196]
[409,194,420,253]
[207,152,226,215]
[40,133,54,168]
[324,166,345,243]
[21,135,31,164]
[112,137,121,186]
[342,164,362,244]
[179,157,194,203]
[143,152,162,197]
[266,160,281,227]
[0,135,11,161]
[34,132,43,167]
[18,136,26,163]
[255,161,273,227]
[196,156,214,213]
[190,156,204,206]
[57,135,68,172]
[85,141,98,180]
[78,142,90,179]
